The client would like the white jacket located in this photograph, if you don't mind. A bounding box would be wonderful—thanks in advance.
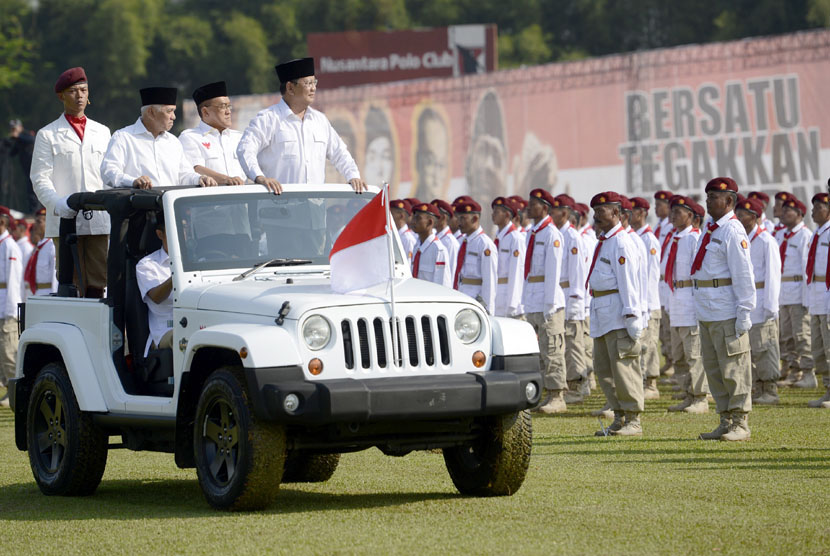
[30,114,112,238]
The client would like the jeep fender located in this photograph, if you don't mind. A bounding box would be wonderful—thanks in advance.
[489,316,540,356]
[18,323,108,412]
[183,324,302,370]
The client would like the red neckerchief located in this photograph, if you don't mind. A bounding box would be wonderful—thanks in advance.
[660,228,675,261]
[749,226,763,243]
[585,225,624,288]
[524,216,552,279]
[65,113,87,141]
[24,238,50,293]
[780,226,800,272]
[495,223,516,249]
[690,215,737,275]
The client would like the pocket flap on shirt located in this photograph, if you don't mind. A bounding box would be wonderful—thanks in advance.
[725,333,750,356]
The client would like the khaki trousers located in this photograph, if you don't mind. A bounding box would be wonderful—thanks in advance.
[564,319,587,381]
[641,310,661,379]
[659,308,673,361]
[582,317,593,375]
[809,315,830,387]
[670,325,709,396]
[749,319,781,382]
[52,234,108,296]
[779,303,812,371]
[594,328,644,412]
[0,317,18,386]
[699,319,752,414]
[526,310,566,390]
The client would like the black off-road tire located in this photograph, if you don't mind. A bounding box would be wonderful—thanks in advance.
[282,451,340,483]
[443,410,532,496]
[193,367,286,511]
[26,363,108,496]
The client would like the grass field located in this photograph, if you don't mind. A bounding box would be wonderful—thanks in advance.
[1,384,829,555]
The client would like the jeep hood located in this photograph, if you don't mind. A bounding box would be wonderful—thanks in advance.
[185,276,479,318]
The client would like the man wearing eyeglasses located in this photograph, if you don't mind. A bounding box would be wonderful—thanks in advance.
[179,81,246,186]
[237,57,367,194]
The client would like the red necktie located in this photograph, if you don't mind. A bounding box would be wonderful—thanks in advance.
[780,230,796,272]
[24,239,45,294]
[412,250,421,278]
[654,224,661,239]
[664,236,680,291]
[453,238,467,289]
[660,229,675,261]
[524,217,551,279]
[691,222,719,275]
[585,234,606,289]
[806,234,818,284]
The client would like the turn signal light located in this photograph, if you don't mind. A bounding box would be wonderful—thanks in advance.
[472,351,486,368]
[308,358,324,375]
[239,347,248,359]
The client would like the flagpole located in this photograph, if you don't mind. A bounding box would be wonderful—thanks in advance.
[383,182,399,367]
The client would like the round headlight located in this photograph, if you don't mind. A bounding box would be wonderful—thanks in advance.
[454,309,482,344]
[302,315,331,350]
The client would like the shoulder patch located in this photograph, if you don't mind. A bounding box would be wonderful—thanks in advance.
[513,249,520,257]
[484,249,491,257]
[571,247,578,255]
[618,256,626,265]
[741,239,748,249]
[650,247,657,255]
[553,239,561,248]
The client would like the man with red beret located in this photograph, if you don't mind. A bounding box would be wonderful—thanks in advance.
[30,67,112,298]
[575,202,597,393]
[663,195,709,414]
[410,203,451,287]
[490,197,525,317]
[390,199,418,262]
[23,206,57,301]
[454,199,497,314]
[509,195,532,236]
[693,177,756,441]
[654,191,676,377]
[451,195,474,242]
[619,196,649,339]
[431,199,460,277]
[747,191,774,234]
[776,195,814,388]
[586,192,644,435]
[522,188,568,413]
[0,206,22,408]
[805,191,830,408]
[773,191,789,236]
[735,197,781,405]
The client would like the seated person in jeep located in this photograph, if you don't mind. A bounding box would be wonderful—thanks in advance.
[136,213,173,355]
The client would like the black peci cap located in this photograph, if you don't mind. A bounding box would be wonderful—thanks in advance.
[140,87,177,106]
[192,81,227,106]
[275,58,315,83]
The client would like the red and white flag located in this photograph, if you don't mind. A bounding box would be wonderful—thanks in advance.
[329,188,393,294]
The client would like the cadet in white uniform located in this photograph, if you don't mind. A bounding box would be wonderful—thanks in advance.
[522,189,567,414]
[747,191,775,234]
[453,199,497,315]
[451,196,473,242]
[586,192,644,436]
[576,202,596,392]
[653,190,675,375]
[735,197,782,405]
[631,197,662,399]
[390,200,418,262]
[23,236,57,299]
[694,177,756,442]
[0,207,22,407]
[775,196,813,388]
[410,203,451,287]
[490,197,525,318]
[805,191,830,409]
[431,199,460,278]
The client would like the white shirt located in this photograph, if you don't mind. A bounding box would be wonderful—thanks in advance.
[23,238,57,299]
[628,226,649,328]
[658,227,676,311]
[136,247,173,356]
[0,231,23,319]
[588,222,642,338]
[494,223,525,317]
[692,211,756,323]
[30,114,111,238]
[778,221,811,306]
[397,224,418,262]
[101,118,201,188]
[747,224,781,323]
[654,216,671,246]
[667,226,700,328]
[579,224,597,320]
[237,99,359,184]
[436,226,460,278]
[456,227,498,314]
[761,214,775,234]
[179,120,246,179]
[637,225,661,313]
[560,223,587,321]
[521,216,565,316]
[412,233,451,287]
[17,236,33,266]
[805,220,830,316]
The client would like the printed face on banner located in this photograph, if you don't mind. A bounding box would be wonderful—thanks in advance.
[414,104,450,201]
[363,105,397,189]
[325,110,359,184]
[465,90,507,208]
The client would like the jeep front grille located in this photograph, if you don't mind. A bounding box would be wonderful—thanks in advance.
[341,315,450,370]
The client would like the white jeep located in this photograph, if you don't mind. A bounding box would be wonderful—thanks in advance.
[9,185,542,510]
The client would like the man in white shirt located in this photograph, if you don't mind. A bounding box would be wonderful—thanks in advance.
[747,191,775,234]
[451,196,473,242]
[0,207,22,408]
[13,219,33,264]
[101,87,216,190]
[490,197,525,318]
[136,214,173,356]
[805,191,830,409]
[576,201,596,391]
[410,203,451,287]
[391,199,418,262]
[236,58,365,194]
[735,197,782,405]
[431,199,460,277]
[30,67,111,298]
[454,199,497,315]
[653,190,675,376]
[694,177,756,441]
[775,196,813,388]
[23,207,57,299]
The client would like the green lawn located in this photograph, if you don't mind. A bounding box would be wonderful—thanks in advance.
[1,385,829,555]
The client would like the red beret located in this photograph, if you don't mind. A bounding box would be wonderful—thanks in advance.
[736,197,764,217]
[748,191,770,203]
[782,197,807,215]
[552,194,576,210]
[775,191,790,201]
[455,200,482,214]
[574,203,589,217]
[705,177,738,193]
[404,197,422,208]
[508,195,528,210]
[736,193,746,206]
[690,201,705,219]
[0,206,10,217]
[590,191,622,208]
[452,195,474,206]
[669,195,694,211]
[630,197,650,211]
[654,190,673,201]
[812,192,830,206]
[492,196,518,217]
[55,67,87,93]
[618,195,633,211]
[431,199,454,217]
[412,202,440,219]
[529,188,556,207]
[390,199,412,215]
